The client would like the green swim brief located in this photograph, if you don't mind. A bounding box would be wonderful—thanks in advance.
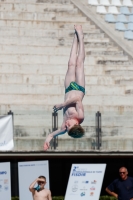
[65,82,85,94]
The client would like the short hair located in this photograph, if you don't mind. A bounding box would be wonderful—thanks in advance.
[38,175,46,181]
[119,167,128,172]
[68,125,85,138]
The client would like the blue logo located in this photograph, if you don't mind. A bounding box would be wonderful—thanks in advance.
[73,166,79,172]
[82,181,89,184]
[72,166,86,176]
[0,171,7,175]
[4,185,8,191]
[80,192,85,197]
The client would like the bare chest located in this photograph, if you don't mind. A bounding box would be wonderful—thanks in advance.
[64,106,78,120]
[34,190,48,200]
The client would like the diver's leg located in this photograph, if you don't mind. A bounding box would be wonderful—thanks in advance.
[64,26,78,89]
[75,25,85,88]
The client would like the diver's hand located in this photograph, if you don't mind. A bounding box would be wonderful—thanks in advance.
[44,134,53,151]
[53,104,64,113]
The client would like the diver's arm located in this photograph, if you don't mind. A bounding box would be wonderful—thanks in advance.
[50,127,67,138]
[44,127,67,151]
[53,96,81,112]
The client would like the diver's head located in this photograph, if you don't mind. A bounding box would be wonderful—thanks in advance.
[68,124,85,138]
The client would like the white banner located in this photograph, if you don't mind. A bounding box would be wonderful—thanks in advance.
[65,164,106,200]
[0,115,14,150]
[18,160,49,200]
[0,162,11,200]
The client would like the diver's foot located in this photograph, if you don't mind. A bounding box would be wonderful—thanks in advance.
[74,25,84,40]
[74,26,79,42]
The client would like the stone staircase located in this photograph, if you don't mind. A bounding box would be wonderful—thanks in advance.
[0,0,133,151]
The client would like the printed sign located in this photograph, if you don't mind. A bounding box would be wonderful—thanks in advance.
[0,115,14,150]
[18,160,49,200]
[65,164,106,200]
[0,162,11,200]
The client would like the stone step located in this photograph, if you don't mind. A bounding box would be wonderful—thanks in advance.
[0,28,106,40]
[0,38,115,49]
[123,88,133,95]
[0,20,95,29]
[2,104,133,115]
[0,11,84,21]
[0,84,125,95]
[14,126,50,138]
[9,112,133,126]
[13,113,133,126]
[9,110,133,119]
[0,84,64,95]
[14,137,45,151]
[99,127,132,137]
[0,74,116,85]
[104,66,133,71]
[14,125,133,140]
[105,70,133,76]
[86,85,124,95]
[102,117,133,127]
[38,0,72,4]
[0,13,87,22]
[0,36,111,46]
[0,46,120,56]
[115,78,133,86]
[0,54,128,64]
[0,36,110,47]
[0,0,72,3]
[0,6,83,30]
[0,3,76,12]
[14,137,91,151]
[102,138,133,151]
[84,106,133,113]
[84,96,133,106]
[0,94,132,106]
[89,50,123,56]
[84,115,133,127]
[98,60,132,66]
[0,27,106,38]
[125,89,133,95]
[0,63,122,75]
[0,73,132,86]
[1,105,133,119]
[14,115,54,127]
[0,64,67,74]
[85,41,116,48]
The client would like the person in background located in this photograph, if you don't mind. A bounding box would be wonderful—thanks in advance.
[29,175,52,200]
[105,167,133,200]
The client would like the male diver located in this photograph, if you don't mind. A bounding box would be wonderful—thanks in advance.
[44,25,85,151]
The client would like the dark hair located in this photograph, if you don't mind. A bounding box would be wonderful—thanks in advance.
[38,175,46,180]
[68,125,85,138]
